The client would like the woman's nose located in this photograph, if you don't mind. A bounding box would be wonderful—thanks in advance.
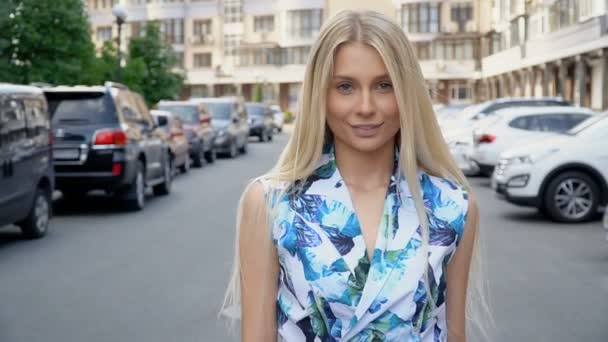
[357,90,375,116]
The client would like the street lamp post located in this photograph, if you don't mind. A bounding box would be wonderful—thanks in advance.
[112,3,128,81]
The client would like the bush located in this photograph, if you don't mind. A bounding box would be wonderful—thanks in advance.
[284,111,295,123]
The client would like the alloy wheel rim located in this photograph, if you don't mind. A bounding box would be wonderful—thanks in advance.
[35,195,49,232]
[554,178,593,219]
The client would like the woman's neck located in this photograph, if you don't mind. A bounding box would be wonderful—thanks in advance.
[333,139,395,191]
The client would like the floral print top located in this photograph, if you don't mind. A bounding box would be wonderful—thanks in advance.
[262,144,469,341]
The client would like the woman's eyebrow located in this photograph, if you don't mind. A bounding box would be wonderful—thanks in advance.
[332,74,391,81]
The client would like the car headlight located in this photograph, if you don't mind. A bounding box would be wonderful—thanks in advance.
[503,148,560,166]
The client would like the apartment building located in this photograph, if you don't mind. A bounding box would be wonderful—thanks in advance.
[88,1,608,112]
[479,0,608,111]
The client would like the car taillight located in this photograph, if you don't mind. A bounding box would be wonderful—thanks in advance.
[478,134,496,144]
[94,129,127,146]
[111,163,123,175]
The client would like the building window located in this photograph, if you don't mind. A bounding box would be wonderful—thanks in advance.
[193,19,212,36]
[433,39,475,60]
[174,52,184,68]
[160,18,184,44]
[224,0,242,24]
[401,3,441,33]
[286,9,323,39]
[224,34,239,56]
[283,46,311,65]
[451,2,473,32]
[96,26,112,42]
[414,42,431,60]
[254,15,274,33]
[450,82,472,101]
[193,53,212,68]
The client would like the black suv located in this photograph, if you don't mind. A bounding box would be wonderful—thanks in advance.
[0,84,54,238]
[245,102,274,142]
[44,82,172,211]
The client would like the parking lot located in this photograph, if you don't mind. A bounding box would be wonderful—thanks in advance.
[1,131,607,342]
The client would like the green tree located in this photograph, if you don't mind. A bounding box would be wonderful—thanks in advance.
[127,22,184,106]
[89,40,120,84]
[253,83,264,103]
[0,0,97,85]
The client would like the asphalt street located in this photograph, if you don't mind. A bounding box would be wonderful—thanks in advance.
[1,131,606,342]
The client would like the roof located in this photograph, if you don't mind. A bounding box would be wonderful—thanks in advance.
[189,96,242,103]
[150,109,174,117]
[488,96,567,104]
[0,83,44,95]
[158,100,197,106]
[492,106,596,119]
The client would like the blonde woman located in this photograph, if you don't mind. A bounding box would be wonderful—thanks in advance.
[223,10,485,342]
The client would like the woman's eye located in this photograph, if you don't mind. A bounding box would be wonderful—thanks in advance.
[377,82,393,92]
[337,83,353,93]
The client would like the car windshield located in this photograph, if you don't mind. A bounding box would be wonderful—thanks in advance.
[246,104,265,117]
[46,92,117,125]
[566,114,608,137]
[206,102,233,119]
[158,105,198,124]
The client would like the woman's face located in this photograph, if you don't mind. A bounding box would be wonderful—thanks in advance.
[326,42,400,153]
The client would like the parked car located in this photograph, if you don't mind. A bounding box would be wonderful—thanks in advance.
[433,103,469,121]
[442,97,571,175]
[151,110,190,174]
[603,208,608,241]
[245,102,274,142]
[157,100,215,167]
[471,106,596,175]
[0,84,54,238]
[492,114,608,222]
[44,82,172,211]
[270,104,285,132]
[190,97,249,158]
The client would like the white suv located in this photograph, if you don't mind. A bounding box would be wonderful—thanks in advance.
[492,115,608,222]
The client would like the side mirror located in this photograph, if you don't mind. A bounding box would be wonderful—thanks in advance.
[156,116,169,127]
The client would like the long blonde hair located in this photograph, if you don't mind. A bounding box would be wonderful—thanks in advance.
[221,9,491,339]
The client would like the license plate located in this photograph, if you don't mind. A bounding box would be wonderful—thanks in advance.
[54,148,79,160]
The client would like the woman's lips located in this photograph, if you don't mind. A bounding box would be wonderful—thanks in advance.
[350,123,383,137]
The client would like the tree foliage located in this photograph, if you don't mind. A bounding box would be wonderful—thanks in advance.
[0,0,97,85]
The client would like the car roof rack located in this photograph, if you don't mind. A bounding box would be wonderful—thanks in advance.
[104,81,128,90]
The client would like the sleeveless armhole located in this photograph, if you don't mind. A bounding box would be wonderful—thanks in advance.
[454,184,470,248]
[255,177,282,248]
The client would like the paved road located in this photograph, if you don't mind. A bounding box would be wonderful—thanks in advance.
[1,131,606,342]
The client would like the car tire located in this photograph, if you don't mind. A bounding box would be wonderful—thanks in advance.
[17,187,51,239]
[192,147,204,168]
[205,148,217,163]
[258,132,265,142]
[543,171,600,222]
[228,141,238,158]
[268,131,273,141]
[153,155,172,196]
[123,161,145,211]
[239,140,248,154]
[179,155,190,173]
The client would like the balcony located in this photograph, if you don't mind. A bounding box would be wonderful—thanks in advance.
[419,59,478,79]
[189,34,215,47]
[481,46,523,77]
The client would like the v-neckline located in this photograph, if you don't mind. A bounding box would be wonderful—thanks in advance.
[331,149,397,266]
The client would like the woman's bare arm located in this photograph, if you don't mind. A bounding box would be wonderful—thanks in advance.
[446,194,479,342]
[239,181,279,342]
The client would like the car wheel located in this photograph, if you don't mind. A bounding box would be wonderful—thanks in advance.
[17,188,51,239]
[123,161,145,211]
[543,171,600,222]
[239,140,248,154]
[205,148,217,163]
[268,130,273,141]
[179,155,190,173]
[228,142,238,158]
[258,132,265,142]
[192,147,204,168]
[153,155,172,196]
[278,127,282,133]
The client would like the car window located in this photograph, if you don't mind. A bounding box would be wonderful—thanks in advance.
[206,102,234,119]
[565,114,590,127]
[46,92,117,125]
[158,105,199,124]
[245,104,265,117]
[0,96,26,147]
[508,116,529,130]
[23,98,50,138]
[537,114,570,132]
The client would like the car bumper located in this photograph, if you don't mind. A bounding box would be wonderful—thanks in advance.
[491,163,541,208]
[213,134,233,151]
[249,125,265,136]
[449,145,479,175]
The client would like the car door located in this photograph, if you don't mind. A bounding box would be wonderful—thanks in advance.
[135,93,165,179]
[21,95,51,200]
[0,95,30,224]
[237,101,249,146]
